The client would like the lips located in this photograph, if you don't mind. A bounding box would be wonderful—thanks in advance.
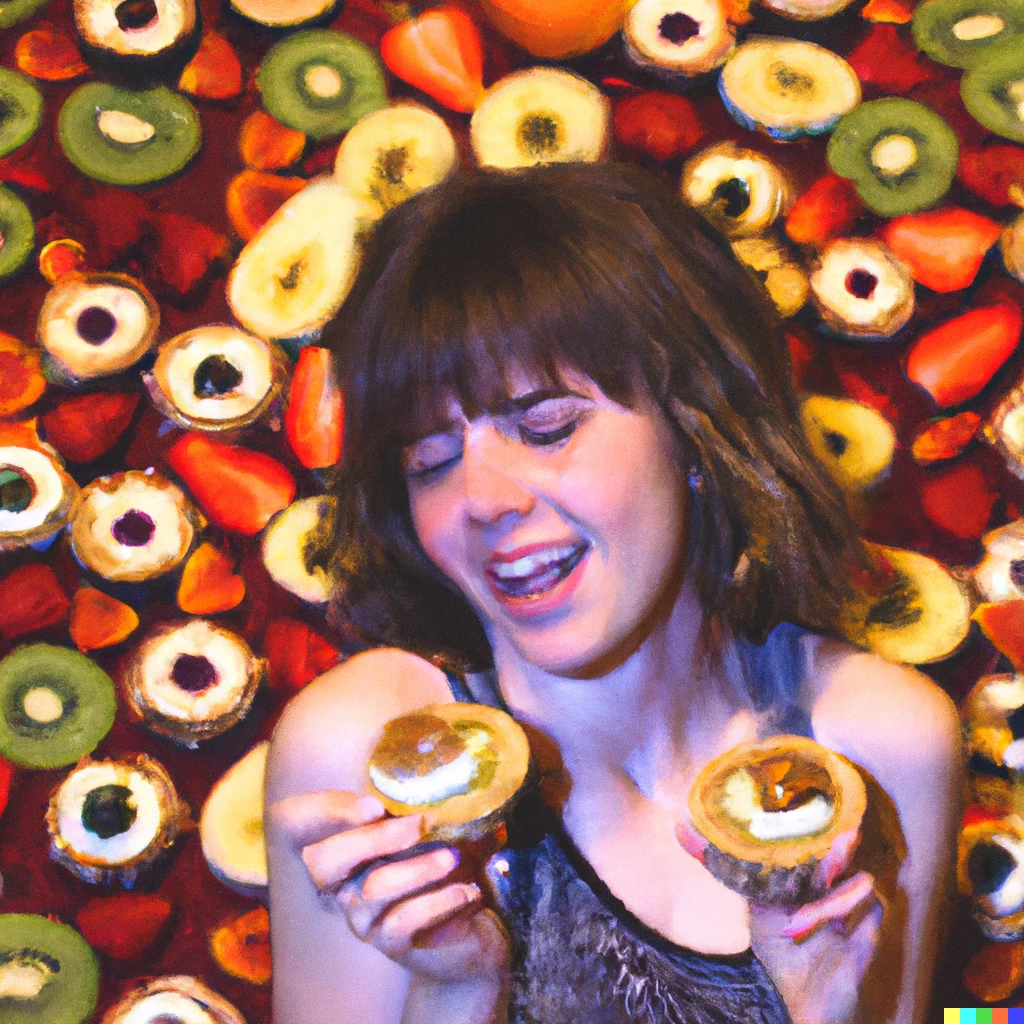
[486,541,589,601]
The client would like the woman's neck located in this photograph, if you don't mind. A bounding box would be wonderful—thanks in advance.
[488,581,755,803]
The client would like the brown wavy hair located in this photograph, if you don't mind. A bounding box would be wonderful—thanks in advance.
[320,161,862,669]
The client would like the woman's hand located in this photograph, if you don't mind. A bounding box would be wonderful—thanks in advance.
[677,822,884,1024]
[270,788,511,991]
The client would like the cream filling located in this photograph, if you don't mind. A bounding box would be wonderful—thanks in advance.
[371,727,492,805]
[160,329,273,422]
[72,473,191,581]
[55,763,163,864]
[0,447,63,534]
[41,282,153,377]
[115,991,217,1024]
[811,245,910,327]
[721,767,835,840]
[683,153,780,233]
[979,834,1024,918]
[79,0,190,56]
[625,0,734,73]
[139,620,251,722]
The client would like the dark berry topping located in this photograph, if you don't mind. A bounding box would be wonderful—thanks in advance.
[81,783,137,839]
[967,840,1016,896]
[967,752,1011,780]
[1007,703,1024,740]
[823,430,849,457]
[845,269,878,301]
[378,145,410,184]
[711,178,750,219]
[1009,558,1024,590]
[518,115,560,157]
[170,653,218,693]
[658,11,700,45]
[115,0,158,30]
[76,306,117,345]
[111,508,155,547]
[0,468,32,514]
[193,355,244,398]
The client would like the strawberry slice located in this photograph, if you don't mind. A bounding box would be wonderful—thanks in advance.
[381,8,485,113]
[958,143,1024,208]
[910,411,981,465]
[42,392,140,463]
[847,25,941,95]
[0,563,70,640]
[0,756,12,819]
[906,302,1023,408]
[179,30,243,100]
[263,618,340,693]
[285,347,344,469]
[69,587,139,653]
[612,92,704,162]
[15,26,88,81]
[919,462,998,539]
[76,894,173,960]
[973,600,1024,670]
[0,333,44,417]
[226,170,306,242]
[177,542,246,615]
[785,173,862,248]
[238,110,306,172]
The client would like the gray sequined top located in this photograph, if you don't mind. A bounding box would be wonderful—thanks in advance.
[443,623,819,1024]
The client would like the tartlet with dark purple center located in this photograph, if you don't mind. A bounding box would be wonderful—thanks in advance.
[123,620,265,745]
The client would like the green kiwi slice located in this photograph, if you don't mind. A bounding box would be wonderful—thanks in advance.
[913,0,1024,69]
[0,0,50,30]
[0,69,43,160]
[256,29,387,140]
[58,82,201,187]
[827,98,959,217]
[0,914,99,1024]
[961,44,1024,144]
[0,186,35,283]
[0,644,116,769]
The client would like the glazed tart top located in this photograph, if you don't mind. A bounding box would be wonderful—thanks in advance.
[973,518,1024,603]
[625,0,735,75]
[0,444,79,548]
[963,672,1024,769]
[48,754,179,868]
[101,975,246,1024]
[37,272,159,381]
[960,814,1024,921]
[126,619,260,725]
[148,325,284,430]
[74,0,197,56]
[70,470,198,582]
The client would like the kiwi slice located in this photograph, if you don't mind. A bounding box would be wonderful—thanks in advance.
[0,0,50,29]
[0,69,43,160]
[0,186,35,284]
[962,44,1024,144]
[0,914,99,1024]
[257,29,387,141]
[58,82,201,187]
[827,98,959,217]
[913,0,1024,69]
[0,644,116,769]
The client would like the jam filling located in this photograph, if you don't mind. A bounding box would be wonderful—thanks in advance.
[658,12,700,45]
[0,468,32,515]
[518,115,560,157]
[82,783,137,839]
[76,306,117,345]
[968,841,1016,896]
[750,756,832,813]
[373,714,467,778]
[170,653,218,693]
[711,178,750,219]
[193,355,243,398]
[111,509,155,547]
[845,269,878,301]
[115,0,159,30]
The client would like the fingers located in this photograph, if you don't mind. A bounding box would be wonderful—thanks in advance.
[782,870,880,941]
[268,790,386,848]
[302,812,430,891]
[674,820,709,863]
[810,826,862,890]
[372,882,484,961]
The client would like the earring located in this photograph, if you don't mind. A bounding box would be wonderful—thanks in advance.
[688,465,705,494]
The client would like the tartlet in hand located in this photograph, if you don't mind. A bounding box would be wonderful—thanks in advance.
[367,702,532,843]
[688,734,867,905]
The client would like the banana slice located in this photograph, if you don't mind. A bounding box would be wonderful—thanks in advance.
[731,235,808,317]
[470,66,610,169]
[334,103,458,215]
[226,178,377,341]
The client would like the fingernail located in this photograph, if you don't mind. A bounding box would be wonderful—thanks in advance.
[356,795,386,820]
[437,847,460,871]
[781,918,816,941]
[462,882,482,903]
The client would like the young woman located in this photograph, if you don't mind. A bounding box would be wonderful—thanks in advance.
[264,162,963,1024]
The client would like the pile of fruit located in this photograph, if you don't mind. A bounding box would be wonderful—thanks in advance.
[0,0,1023,1017]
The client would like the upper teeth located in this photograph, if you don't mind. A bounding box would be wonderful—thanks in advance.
[491,545,578,580]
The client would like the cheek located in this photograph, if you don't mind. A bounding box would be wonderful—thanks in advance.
[409,488,466,584]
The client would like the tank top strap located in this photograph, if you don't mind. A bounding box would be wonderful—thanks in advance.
[736,621,817,740]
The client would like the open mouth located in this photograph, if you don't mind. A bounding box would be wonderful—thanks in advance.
[486,542,589,601]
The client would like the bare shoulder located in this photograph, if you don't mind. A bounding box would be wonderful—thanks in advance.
[804,637,963,785]
[265,647,454,802]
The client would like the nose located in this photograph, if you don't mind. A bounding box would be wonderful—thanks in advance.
[463,424,536,525]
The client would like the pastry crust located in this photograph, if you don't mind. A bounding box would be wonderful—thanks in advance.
[100,975,246,1024]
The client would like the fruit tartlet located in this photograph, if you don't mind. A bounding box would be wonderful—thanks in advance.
[123,620,265,746]
[962,673,1024,808]
[100,975,246,1024]
[624,0,736,77]
[959,810,1024,940]
[47,753,189,887]
[986,372,1024,482]
[70,470,202,585]
[367,703,532,843]
[0,442,79,552]
[972,519,1024,604]
[688,735,867,905]
[144,325,287,433]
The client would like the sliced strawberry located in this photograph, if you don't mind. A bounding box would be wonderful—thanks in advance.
[612,91,704,162]
[0,563,71,640]
[973,600,1024,670]
[910,411,981,465]
[15,25,89,81]
[76,894,173,960]
[847,25,941,95]
[958,143,1024,208]
[263,618,341,693]
[226,170,306,242]
[42,392,140,463]
[238,110,306,171]
[0,756,13,819]
[69,587,139,653]
[0,333,44,417]
[919,462,998,539]
[785,173,862,248]
[178,30,243,100]
[285,347,344,469]
[177,542,246,615]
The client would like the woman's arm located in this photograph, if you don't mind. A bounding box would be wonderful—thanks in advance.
[807,644,964,1024]
[265,648,506,1024]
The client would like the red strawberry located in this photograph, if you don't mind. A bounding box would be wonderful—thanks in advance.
[0,563,70,640]
[76,894,173,960]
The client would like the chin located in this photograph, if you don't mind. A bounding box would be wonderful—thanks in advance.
[505,620,632,679]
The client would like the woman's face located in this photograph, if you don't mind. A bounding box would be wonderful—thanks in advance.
[403,367,690,676]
